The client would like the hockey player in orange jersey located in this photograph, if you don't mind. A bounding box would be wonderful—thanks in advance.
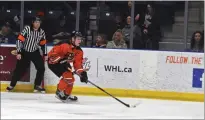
[47,31,88,102]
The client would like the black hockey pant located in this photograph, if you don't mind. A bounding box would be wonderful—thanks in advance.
[10,50,45,87]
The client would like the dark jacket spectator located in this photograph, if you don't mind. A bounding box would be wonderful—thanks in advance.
[0,22,16,44]
[12,15,21,35]
[190,31,204,52]
[106,29,127,49]
[93,34,107,48]
[139,4,161,50]
[122,15,141,48]
[44,15,71,43]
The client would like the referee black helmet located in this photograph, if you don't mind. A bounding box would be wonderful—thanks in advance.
[32,16,41,23]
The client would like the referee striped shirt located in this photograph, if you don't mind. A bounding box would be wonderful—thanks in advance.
[17,25,47,55]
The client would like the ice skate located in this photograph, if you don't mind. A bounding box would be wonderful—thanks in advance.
[6,86,14,92]
[55,89,78,103]
[33,85,46,93]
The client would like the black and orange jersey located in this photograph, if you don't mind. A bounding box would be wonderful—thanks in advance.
[48,42,84,72]
[72,46,84,73]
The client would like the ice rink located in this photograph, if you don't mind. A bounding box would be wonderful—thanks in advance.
[1,92,204,119]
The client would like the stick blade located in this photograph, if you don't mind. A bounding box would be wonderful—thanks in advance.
[130,104,137,108]
[129,101,141,108]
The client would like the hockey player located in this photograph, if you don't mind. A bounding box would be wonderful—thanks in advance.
[47,31,88,102]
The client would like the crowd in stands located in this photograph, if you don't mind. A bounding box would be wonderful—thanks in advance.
[0,2,204,53]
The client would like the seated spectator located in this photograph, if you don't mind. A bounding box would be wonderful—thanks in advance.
[106,29,127,49]
[122,15,141,48]
[0,22,16,44]
[190,31,204,52]
[93,34,107,48]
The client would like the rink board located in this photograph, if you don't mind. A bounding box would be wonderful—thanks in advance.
[0,45,204,102]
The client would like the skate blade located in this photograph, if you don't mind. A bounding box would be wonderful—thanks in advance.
[55,95,78,103]
[55,95,67,103]
[6,90,12,92]
[33,90,46,94]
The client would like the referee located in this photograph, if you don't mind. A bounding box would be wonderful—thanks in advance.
[6,16,47,93]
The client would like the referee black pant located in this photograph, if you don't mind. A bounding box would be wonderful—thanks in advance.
[10,50,45,87]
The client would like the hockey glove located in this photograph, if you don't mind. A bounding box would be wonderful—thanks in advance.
[80,71,88,84]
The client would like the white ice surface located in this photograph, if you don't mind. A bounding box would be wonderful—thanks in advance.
[1,92,204,119]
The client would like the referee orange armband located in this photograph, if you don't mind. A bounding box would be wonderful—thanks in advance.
[18,34,25,42]
[40,40,47,45]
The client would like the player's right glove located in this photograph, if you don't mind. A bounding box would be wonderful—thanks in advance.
[80,71,88,84]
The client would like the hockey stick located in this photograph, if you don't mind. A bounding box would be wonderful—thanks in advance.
[69,68,139,108]
[87,80,139,108]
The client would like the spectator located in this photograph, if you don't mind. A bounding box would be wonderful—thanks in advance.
[139,3,161,50]
[12,15,31,35]
[115,16,123,29]
[45,15,70,43]
[13,15,21,35]
[106,29,127,49]
[122,15,142,49]
[0,22,16,44]
[0,23,10,43]
[10,15,33,43]
[190,31,204,52]
[51,35,70,45]
[52,15,70,37]
[93,34,107,48]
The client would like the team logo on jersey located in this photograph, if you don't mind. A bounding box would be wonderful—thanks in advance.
[82,57,91,71]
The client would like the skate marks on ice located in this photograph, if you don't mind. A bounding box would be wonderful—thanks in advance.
[1,93,140,119]
[1,92,204,119]
[1,92,140,107]
[1,92,140,118]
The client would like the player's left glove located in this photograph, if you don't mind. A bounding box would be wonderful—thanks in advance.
[80,71,88,84]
